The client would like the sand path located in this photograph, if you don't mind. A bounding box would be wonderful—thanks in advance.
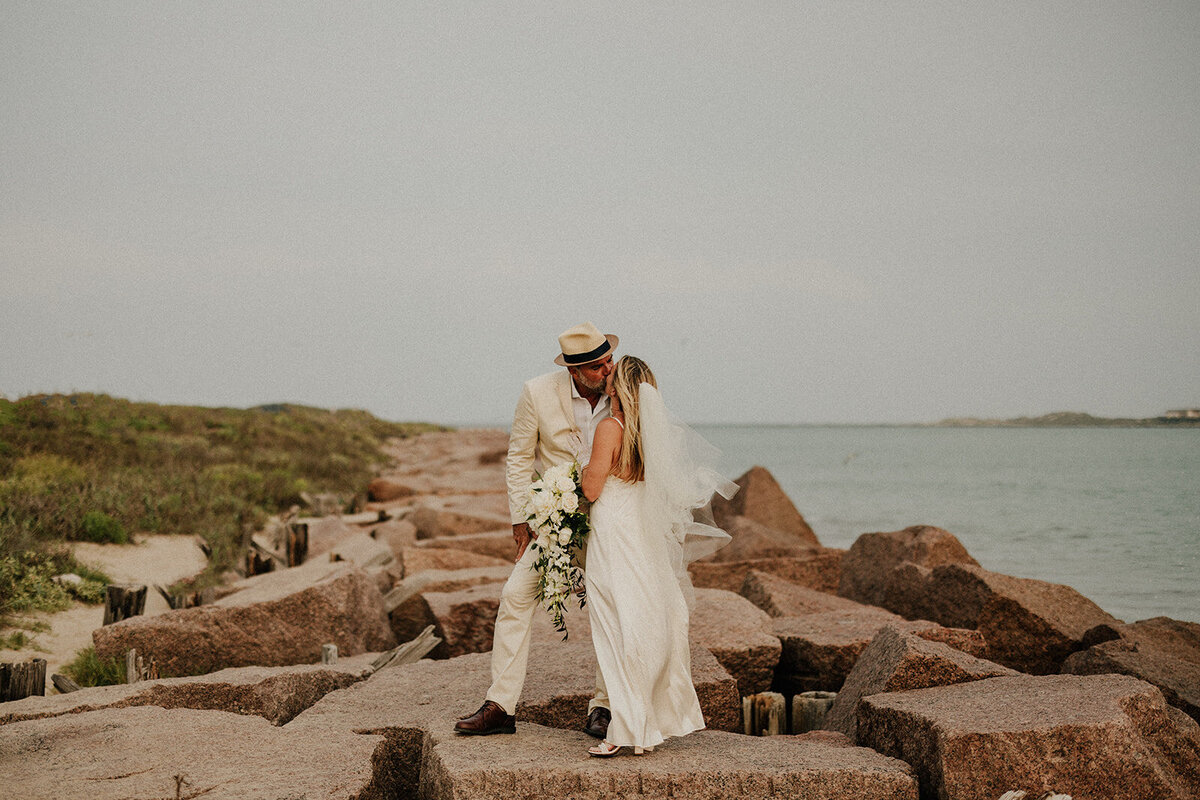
[0,535,209,683]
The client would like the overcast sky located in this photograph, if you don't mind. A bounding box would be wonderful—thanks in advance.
[3,2,1198,425]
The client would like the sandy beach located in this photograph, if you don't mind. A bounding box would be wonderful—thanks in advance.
[0,534,209,682]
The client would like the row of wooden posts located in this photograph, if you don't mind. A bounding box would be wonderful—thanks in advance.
[743,690,837,736]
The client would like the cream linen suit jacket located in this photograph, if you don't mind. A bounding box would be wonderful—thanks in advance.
[506,369,588,525]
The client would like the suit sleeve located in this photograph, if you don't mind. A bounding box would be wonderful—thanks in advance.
[506,381,539,524]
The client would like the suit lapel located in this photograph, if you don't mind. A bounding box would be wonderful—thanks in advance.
[555,370,576,431]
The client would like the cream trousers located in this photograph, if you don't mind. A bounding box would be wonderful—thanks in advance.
[485,542,608,715]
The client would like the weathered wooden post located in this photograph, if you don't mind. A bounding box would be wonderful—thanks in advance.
[742,692,787,736]
[287,521,309,567]
[792,690,837,733]
[322,644,338,664]
[103,583,147,625]
[52,673,81,694]
[1,659,47,701]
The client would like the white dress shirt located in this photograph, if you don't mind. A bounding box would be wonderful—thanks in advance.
[570,378,611,466]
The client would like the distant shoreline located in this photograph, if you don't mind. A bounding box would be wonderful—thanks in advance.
[927,411,1200,428]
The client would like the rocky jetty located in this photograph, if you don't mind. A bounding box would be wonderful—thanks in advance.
[3,431,1198,799]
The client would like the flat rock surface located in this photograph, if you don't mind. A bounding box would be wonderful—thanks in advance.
[0,656,376,727]
[0,706,385,800]
[288,649,916,800]
[859,673,1200,800]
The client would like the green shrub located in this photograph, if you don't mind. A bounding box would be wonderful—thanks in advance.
[61,646,126,687]
[79,511,128,544]
[0,552,71,615]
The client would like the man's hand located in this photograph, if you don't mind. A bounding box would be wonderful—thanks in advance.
[512,522,533,563]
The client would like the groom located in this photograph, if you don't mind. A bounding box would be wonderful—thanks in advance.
[454,322,617,737]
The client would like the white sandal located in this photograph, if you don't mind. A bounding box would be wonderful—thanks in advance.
[588,741,621,757]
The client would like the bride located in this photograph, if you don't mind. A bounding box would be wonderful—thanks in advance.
[580,355,736,757]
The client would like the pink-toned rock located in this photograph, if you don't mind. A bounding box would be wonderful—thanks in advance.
[411,505,511,539]
[414,528,516,562]
[839,525,979,607]
[93,562,397,676]
[0,706,385,799]
[367,476,417,502]
[0,659,375,727]
[301,514,360,557]
[702,515,824,563]
[823,625,1017,740]
[423,582,506,659]
[371,517,418,555]
[386,566,513,643]
[289,649,917,800]
[858,673,1200,800]
[691,588,782,695]
[741,569,865,617]
[399,546,511,577]
[1063,616,1200,722]
[893,563,1120,674]
[711,465,819,546]
[773,603,984,693]
[688,551,843,594]
[328,530,394,567]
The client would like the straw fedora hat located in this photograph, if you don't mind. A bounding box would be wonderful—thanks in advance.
[553,322,619,367]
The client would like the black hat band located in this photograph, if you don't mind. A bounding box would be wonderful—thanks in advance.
[562,340,611,365]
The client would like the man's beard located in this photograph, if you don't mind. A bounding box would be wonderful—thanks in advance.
[573,371,605,394]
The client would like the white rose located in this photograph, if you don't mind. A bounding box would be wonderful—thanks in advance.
[560,492,579,513]
[543,463,569,483]
[553,475,576,494]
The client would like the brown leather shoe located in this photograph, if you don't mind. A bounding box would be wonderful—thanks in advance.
[454,700,516,735]
[584,706,610,739]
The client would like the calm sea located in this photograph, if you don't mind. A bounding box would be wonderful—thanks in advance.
[695,425,1200,625]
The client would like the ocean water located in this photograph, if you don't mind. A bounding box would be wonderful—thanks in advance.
[695,425,1200,625]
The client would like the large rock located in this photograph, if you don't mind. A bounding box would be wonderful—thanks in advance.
[1063,616,1200,722]
[93,561,397,676]
[690,588,782,696]
[884,563,1121,674]
[299,514,360,557]
[414,529,516,562]
[388,567,512,645]
[423,582,506,659]
[371,517,419,555]
[823,625,1017,740]
[0,706,387,799]
[858,673,1200,800]
[411,505,511,539]
[839,525,978,607]
[287,649,917,800]
[398,545,511,577]
[328,530,394,568]
[368,476,417,502]
[701,515,822,562]
[773,604,985,693]
[0,658,375,727]
[711,465,819,547]
[741,569,865,617]
[689,551,843,594]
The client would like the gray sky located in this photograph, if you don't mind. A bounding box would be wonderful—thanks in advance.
[3,2,1198,425]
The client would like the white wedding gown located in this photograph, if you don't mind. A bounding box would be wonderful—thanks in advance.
[586,477,705,749]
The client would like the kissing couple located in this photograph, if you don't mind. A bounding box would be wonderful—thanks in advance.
[455,322,736,757]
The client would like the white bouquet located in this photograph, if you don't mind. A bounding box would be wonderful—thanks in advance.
[525,460,590,638]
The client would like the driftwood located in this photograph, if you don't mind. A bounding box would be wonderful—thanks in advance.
[125,649,158,684]
[155,583,215,610]
[369,625,441,674]
[322,644,338,664]
[104,583,147,625]
[51,673,81,694]
[1,659,47,701]
[742,691,786,736]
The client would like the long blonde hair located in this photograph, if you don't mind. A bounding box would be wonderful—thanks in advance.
[611,356,657,482]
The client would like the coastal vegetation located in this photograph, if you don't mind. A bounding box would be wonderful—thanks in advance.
[933,410,1200,427]
[0,393,441,636]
